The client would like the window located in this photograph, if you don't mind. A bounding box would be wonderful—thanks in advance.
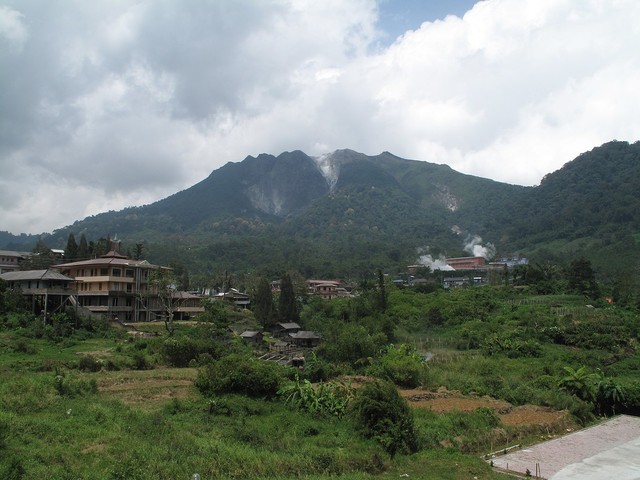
[100,268,108,275]
[112,268,121,277]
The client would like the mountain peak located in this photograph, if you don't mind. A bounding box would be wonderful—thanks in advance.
[311,149,376,190]
[312,152,341,190]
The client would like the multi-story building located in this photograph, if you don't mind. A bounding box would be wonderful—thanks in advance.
[445,256,486,270]
[0,250,31,273]
[0,268,76,317]
[305,279,352,300]
[55,241,203,322]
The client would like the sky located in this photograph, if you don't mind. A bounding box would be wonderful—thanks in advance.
[1,0,639,235]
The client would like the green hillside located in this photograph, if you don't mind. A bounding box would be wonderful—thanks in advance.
[3,141,640,281]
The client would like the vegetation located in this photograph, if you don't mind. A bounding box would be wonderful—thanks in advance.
[2,214,640,478]
[5,141,639,283]
[350,379,419,457]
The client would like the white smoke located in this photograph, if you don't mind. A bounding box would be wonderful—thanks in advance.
[416,247,454,271]
[463,235,496,260]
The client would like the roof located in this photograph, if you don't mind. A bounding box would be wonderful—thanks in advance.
[306,279,342,286]
[240,330,262,338]
[171,291,204,300]
[0,250,31,257]
[277,322,301,330]
[290,330,321,339]
[56,257,158,268]
[0,269,75,282]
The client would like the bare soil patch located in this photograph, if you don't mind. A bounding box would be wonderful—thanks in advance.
[500,405,571,428]
[96,368,198,407]
[400,387,572,429]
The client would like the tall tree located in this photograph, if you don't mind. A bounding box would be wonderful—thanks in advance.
[91,236,110,257]
[566,257,600,299]
[65,233,78,262]
[148,268,178,336]
[78,233,90,260]
[133,242,144,260]
[253,277,276,328]
[170,263,190,291]
[26,239,54,270]
[377,268,388,312]
[278,273,299,322]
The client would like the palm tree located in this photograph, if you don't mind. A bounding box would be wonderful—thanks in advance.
[595,378,625,416]
[558,366,598,402]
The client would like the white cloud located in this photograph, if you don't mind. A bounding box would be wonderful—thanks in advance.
[0,0,639,234]
[0,5,28,47]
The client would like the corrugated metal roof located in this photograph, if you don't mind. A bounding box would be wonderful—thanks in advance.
[0,269,74,282]
[290,330,321,339]
[277,322,301,329]
[55,257,158,268]
[0,250,31,257]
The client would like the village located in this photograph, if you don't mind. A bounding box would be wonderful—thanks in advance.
[0,241,528,353]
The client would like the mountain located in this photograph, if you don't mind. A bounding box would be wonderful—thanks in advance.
[502,140,640,275]
[3,141,640,279]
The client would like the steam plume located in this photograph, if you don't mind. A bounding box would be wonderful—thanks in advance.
[463,235,495,260]
[416,247,454,271]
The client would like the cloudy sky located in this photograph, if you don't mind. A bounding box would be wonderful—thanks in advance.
[1,0,639,234]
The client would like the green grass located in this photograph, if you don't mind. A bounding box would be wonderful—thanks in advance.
[0,371,387,479]
[2,285,638,478]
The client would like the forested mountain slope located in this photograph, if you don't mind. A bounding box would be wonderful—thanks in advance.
[500,141,640,275]
[3,141,639,279]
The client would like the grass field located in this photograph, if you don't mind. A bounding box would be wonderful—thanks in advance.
[0,331,511,479]
[2,288,637,478]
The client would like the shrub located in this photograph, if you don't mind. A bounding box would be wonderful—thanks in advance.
[162,336,225,367]
[53,371,97,397]
[78,355,102,372]
[130,352,151,370]
[10,337,37,354]
[301,352,342,382]
[482,335,543,358]
[350,379,418,457]
[620,382,640,415]
[317,324,386,366]
[279,374,354,417]
[367,344,425,388]
[195,354,284,398]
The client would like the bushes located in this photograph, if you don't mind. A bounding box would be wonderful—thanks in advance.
[161,336,226,367]
[77,355,102,372]
[53,371,97,397]
[350,379,418,457]
[482,335,543,358]
[620,381,640,415]
[367,344,426,388]
[279,374,354,417]
[317,324,387,366]
[195,353,285,398]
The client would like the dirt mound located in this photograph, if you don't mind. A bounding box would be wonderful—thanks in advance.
[500,405,571,428]
[400,387,572,429]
